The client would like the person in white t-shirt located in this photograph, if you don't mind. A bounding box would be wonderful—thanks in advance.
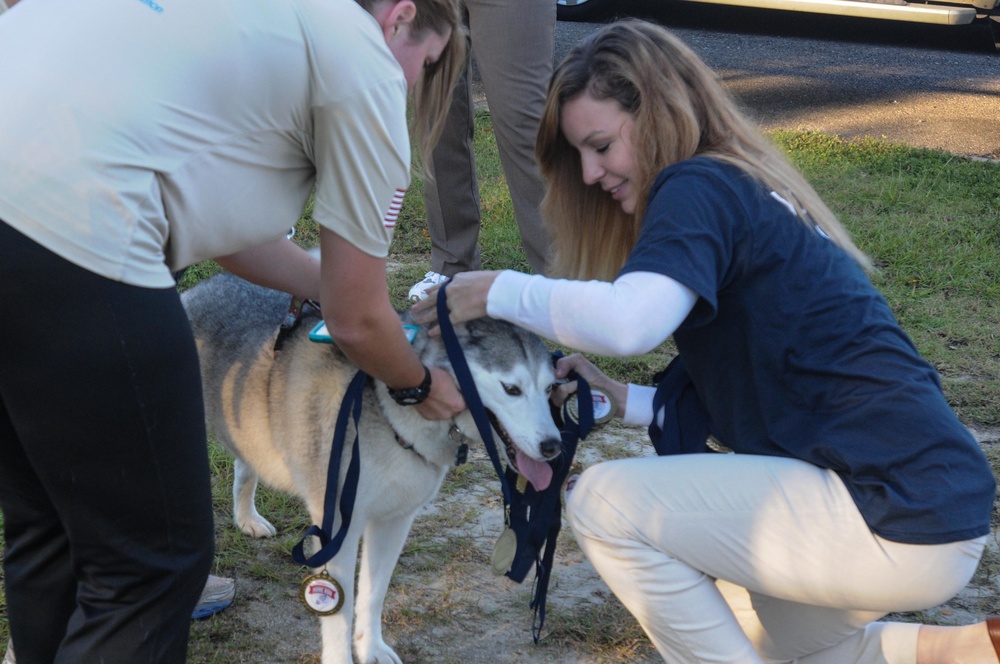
[0,0,466,661]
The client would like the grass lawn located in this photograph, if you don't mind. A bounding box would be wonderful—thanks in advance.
[1,112,998,661]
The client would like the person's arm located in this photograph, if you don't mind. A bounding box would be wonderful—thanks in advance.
[215,238,322,302]
[413,269,697,357]
[623,384,657,427]
[319,228,464,420]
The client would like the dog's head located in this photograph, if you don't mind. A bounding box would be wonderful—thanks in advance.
[413,316,563,491]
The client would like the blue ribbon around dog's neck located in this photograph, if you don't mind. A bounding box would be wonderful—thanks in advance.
[435,282,513,506]
[292,370,366,568]
[435,282,594,643]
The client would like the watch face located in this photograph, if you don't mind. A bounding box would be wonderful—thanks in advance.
[389,366,431,405]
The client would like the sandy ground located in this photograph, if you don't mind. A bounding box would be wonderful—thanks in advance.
[193,421,1000,663]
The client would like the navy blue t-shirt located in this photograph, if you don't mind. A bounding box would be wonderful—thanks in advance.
[621,156,995,545]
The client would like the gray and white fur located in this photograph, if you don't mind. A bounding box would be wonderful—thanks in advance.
[182,272,562,664]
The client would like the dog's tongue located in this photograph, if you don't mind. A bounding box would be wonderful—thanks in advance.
[513,452,553,492]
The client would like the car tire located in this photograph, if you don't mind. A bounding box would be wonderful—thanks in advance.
[557,0,614,21]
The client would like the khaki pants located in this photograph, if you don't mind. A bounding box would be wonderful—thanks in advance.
[566,453,985,663]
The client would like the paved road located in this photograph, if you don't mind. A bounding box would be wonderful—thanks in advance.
[474,4,1000,160]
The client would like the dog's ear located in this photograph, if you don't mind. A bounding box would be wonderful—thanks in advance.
[461,316,497,338]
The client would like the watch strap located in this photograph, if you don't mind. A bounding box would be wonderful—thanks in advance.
[387,365,432,406]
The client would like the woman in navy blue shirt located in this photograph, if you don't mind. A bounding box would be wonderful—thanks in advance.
[414,19,999,663]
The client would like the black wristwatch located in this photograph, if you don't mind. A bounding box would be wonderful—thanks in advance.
[387,365,432,406]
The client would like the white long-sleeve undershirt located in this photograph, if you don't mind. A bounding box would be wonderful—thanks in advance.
[486,270,697,426]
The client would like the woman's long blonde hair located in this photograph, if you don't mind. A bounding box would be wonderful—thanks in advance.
[536,20,871,281]
[357,0,467,160]
[409,0,465,158]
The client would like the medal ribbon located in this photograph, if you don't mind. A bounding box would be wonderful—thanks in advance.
[435,282,513,505]
[292,369,366,568]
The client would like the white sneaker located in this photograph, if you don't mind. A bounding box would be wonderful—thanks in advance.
[407,271,449,302]
[3,640,14,664]
[191,574,236,620]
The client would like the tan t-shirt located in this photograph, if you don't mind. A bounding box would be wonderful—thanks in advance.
[0,0,410,287]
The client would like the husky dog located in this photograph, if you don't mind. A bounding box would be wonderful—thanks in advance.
[182,272,562,664]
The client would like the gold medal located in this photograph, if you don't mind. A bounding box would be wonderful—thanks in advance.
[515,473,528,493]
[567,388,616,426]
[300,569,345,616]
[490,527,518,576]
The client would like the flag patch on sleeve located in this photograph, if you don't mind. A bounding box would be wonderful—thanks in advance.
[383,189,406,229]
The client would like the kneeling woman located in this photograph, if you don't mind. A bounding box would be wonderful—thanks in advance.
[414,19,999,664]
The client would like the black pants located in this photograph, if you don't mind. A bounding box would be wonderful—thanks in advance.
[0,221,214,663]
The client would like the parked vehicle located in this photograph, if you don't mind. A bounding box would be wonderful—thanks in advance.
[556,0,999,49]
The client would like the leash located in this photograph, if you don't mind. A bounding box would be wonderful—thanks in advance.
[434,282,595,642]
[522,354,594,642]
[291,369,367,616]
[271,293,361,570]
[434,282,513,505]
[289,321,468,614]
[292,369,366,570]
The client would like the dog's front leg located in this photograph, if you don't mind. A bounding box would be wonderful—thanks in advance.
[352,515,416,664]
[232,458,277,538]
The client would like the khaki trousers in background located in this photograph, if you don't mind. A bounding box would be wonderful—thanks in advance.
[422,0,556,276]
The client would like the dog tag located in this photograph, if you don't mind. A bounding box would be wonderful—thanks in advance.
[449,423,470,466]
[300,570,345,616]
[491,527,518,577]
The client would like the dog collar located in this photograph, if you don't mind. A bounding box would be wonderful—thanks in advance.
[274,295,320,353]
[391,424,468,466]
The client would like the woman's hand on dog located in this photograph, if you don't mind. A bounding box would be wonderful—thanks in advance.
[551,354,628,419]
[415,366,467,420]
[410,270,501,334]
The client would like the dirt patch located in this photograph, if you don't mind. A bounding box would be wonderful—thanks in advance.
[191,422,1000,663]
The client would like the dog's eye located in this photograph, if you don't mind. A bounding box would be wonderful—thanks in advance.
[502,383,521,396]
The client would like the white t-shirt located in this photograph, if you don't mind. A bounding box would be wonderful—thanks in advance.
[0,0,410,287]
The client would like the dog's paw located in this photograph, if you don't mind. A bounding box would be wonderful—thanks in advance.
[236,514,277,539]
[355,638,402,664]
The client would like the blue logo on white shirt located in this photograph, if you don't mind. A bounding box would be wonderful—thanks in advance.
[137,0,164,13]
